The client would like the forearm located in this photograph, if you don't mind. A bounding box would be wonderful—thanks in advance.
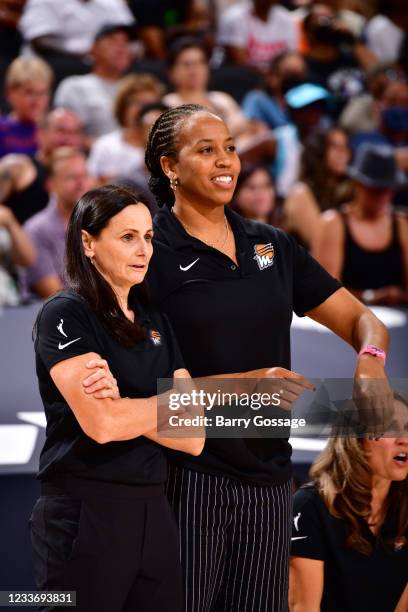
[350,308,389,354]
[7,217,36,266]
[144,429,204,456]
[91,395,161,443]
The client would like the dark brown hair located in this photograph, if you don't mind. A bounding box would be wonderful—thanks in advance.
[65,184,150,347]
[145,103,215,208]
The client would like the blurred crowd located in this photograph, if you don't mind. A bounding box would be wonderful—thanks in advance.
[0,0,408,307]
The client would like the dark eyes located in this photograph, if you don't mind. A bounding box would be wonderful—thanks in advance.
[121,234,153,242]
[200,145,236,154]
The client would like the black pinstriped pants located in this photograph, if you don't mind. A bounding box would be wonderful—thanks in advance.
[166,465,293,612]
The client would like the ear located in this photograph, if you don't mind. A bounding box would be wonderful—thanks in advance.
[81,230,95,259]
[160,155,177,180]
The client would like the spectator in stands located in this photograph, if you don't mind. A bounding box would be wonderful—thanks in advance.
[164,37,276,166]
[242,51,308,129]
[285,81,331,140]
[0,56,52,158]
[217,0,299,73]
[231,163,280,226]
[301,2,376,111]
[339,63,403,136]
[19,0,134,84]
[0,203,35,306]
[351,79,408,152]
[0,0,27,110]
[313,143,408,305]
[88,74,164,183]
[23,148,90,298]
[290,394,408,612]
[284,125,352,248]
[0,108,84,224]
[365,0,407,65]
[54,24,135,142]
[128,0,210,61]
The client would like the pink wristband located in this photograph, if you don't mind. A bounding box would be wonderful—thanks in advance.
[358,344,386,364]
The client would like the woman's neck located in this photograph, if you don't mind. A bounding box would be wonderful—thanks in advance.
[123,127,143,147]
[369,475,391,531]
[349,198,391,221]
[177,88,209,103]
[173,199,225,234]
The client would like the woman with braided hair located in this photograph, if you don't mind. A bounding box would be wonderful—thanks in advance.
[84,104,391,611]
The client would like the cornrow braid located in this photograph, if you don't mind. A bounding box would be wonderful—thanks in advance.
[145,104,211,208]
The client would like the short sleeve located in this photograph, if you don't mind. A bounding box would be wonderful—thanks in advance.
[88,137,114,178]
[20,0,63,41]
[290,235,342,316]
[54,79,88,126]
[35,295,103,371]
[161,312,185,372]
[23,226,56,288]
[217,7,248,48]
[291,486,327,560]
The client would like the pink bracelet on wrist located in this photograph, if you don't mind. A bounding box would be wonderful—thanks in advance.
[358,344,387,364]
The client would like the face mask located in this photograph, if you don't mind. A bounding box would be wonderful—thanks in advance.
[382,106,408,132]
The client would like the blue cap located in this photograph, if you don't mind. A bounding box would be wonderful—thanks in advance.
[285,83,329,109]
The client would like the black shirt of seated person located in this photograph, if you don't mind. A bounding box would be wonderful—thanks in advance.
[146,205,342,486]
[291,484,408,612]
[34,290,185,485]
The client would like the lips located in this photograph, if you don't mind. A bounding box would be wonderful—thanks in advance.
[393,453,407,466]
[211,174,233,185]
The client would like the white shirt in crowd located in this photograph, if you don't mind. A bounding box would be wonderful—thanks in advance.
[217,1,299,71]
[54,74,120,138]
[20,0,134,55]
[365,15,404,63]
[88,130,145,180]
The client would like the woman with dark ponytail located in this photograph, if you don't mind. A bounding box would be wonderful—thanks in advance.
[30,184,203,612]
[85,105,391,612]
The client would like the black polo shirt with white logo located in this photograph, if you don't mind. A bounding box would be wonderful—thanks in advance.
[34,290,184,485]
[147,206,342,485]
[291,484,408,612]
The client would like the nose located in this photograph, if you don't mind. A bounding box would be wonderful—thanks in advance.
[215,148,232,168]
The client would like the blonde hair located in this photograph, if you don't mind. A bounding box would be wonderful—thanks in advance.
[47,147,85,176]
[310,430,408,556]
[6,56,53,89]
[113,74,165,127]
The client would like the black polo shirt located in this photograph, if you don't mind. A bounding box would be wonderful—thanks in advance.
[291,484,408,612]
[34,290,184,485]
[146,206,341,485]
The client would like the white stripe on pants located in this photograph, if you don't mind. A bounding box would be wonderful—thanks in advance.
[166,465,293,612]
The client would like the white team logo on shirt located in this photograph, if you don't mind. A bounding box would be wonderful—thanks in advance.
[293,512,301,532]
[56,318,81,350]
[253,243,274,270]
[57,319,67,338]
[291,512,308,541]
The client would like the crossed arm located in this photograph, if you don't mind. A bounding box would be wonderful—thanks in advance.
[50,352,204,455]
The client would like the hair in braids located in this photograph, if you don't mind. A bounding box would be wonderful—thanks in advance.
[145,103,214,208]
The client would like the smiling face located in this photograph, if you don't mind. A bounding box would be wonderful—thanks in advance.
[82,204,153,294]
[161,113,241,208]
[363,399,408,483]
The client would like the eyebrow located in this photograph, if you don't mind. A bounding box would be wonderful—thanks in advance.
[195,137,234,145]
[120,227,154,233]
